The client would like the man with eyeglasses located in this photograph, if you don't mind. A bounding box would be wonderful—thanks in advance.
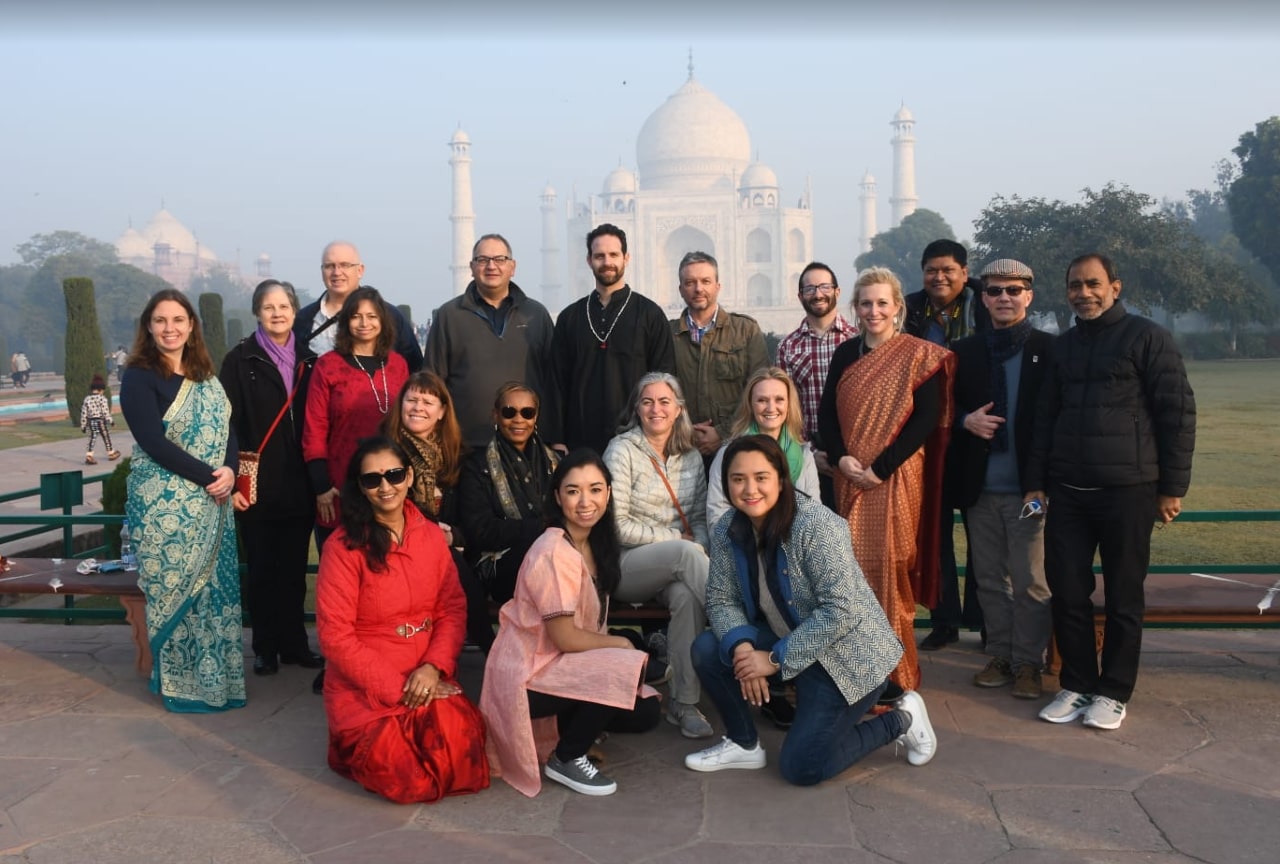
[906,239,990,653]
[425,234,559,448]
[670,250,768,462]
[777,262,858,509]
[1026,253,1195,731]
[946,259,1054,699]
[553,223,675,454]
[295,240,424,370]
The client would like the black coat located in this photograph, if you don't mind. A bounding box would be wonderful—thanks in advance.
[219,335,318,520]
[1025,302,1196,497]
[904,278,991,345]
[945,328,1055,507]
[294,292,424,373]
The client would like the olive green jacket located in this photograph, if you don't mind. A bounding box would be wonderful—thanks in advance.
[670,306,768,438]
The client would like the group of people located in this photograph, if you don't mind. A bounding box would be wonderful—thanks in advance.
[115,225,1194,804]
[8,350,31,388]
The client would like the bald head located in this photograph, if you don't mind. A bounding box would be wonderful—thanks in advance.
[320,241,365,302]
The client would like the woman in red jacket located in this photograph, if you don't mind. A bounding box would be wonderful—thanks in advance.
[316,435,489,803]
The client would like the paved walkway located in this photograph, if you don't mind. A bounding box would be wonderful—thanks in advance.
[0,622,1275,864]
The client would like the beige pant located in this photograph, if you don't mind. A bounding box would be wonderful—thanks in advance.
[616,540,708,705]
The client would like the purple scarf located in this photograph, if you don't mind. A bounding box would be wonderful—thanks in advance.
[254,325,297,394]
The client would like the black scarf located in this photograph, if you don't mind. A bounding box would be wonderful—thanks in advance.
[985,319,1032,452]
[493,432,556,518]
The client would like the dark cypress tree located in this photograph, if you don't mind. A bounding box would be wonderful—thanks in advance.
[63,277,108,426]
[199,292,226,366]
[226,316,244,347]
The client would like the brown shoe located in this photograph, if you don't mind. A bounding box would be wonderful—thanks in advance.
[107,450,121,461]
[84,453,97,465]
[973,657,1014,688]
[1011,664,1043,700]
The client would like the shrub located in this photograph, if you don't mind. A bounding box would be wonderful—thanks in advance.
[199,293,226,366]
[62,277,108,425]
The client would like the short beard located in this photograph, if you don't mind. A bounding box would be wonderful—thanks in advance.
[594,267,625,288]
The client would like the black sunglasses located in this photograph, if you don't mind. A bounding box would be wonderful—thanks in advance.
[500,405,538,420]
[358,467,409,489]
[984,286,1028,297]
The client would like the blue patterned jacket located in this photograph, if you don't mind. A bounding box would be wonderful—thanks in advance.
[706,495,903,704]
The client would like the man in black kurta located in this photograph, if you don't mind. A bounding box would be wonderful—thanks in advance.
[553,223,675,455]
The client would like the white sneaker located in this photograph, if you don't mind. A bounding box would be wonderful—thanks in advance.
[1038,689,1093,724]
[667,701,714,738]
[684,736,767,772]
[894,690,937,766]
[1081,695,1127,730]
[544,753,617,796]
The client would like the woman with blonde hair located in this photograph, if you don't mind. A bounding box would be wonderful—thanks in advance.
[706,366,819,530]
[817,267,955,697]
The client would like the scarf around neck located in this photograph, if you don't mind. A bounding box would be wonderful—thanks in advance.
[984,319,1032,452]
[747,421,806,484]
[255,325,297,394]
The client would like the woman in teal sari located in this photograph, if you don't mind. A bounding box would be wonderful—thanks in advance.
[120,288,246,713]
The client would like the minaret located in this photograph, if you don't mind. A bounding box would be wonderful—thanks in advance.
[858,170,877,255]
[448,127,476,295]
[890,104,918,227]
[539,183,561,310]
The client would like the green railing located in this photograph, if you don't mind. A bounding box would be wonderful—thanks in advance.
[2,472,1278,625]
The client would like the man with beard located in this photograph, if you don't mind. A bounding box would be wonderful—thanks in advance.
[553,223,675,454]
[778,262,858,509]
[670,251,768,461]
[295,240,424,371]
[906,239,989,652]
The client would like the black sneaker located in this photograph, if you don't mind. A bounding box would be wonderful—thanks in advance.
[544,753,617,796]
[644,657,673,685]
[919,626,959,651]
[760,695,795,729]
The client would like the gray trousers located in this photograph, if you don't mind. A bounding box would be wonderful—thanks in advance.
[617,540,708,705]
[966,492,1052,668]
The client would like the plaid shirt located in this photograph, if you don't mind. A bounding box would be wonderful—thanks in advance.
[776,314,857,444]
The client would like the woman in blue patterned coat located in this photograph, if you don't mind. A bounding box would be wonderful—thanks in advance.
[684,434,939,784]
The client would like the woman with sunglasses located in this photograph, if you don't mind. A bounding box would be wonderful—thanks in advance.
[481,449,660,797]
[384,370,493,652]
[817,267,955,698]
[316,436,489,804]
[458,383,559,606]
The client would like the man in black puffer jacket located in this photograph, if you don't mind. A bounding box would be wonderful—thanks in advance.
[1026,252,1195,732]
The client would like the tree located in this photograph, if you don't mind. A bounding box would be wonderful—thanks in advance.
[63,278,108,426]
[17,231,118,269]
[199,293,227,366]
[226,316,245,347]
[855,209,956,283]
[1227,116,1280,287]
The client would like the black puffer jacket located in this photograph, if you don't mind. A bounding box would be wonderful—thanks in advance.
[1025,302,1195,497]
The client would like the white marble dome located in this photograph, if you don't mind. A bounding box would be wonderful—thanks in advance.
[603,165,638,195]
[636,76,751,192]
[115,226,151,261]
[893,104,914,123]
[739,161,777,189]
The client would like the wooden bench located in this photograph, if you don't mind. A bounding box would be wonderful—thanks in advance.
[0,558,150,677]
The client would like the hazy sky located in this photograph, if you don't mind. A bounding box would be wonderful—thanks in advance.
[2,2,1278,315]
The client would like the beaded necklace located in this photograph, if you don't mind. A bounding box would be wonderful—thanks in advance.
[587,288,631,349]
[351,354,390,414]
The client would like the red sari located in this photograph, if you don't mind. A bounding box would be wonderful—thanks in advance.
[317,505,489,803]
[834,334,954,691]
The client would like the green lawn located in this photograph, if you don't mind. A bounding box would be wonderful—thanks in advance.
[0,411,128,450]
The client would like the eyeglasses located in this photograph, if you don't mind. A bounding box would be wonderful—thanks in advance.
[472,255,512,267]
[358,467,409,489]
[984,286,1028,297]
[394,618,432,638]
[321,262,360,273]
[500,405,538,420]
[800,283,837,297]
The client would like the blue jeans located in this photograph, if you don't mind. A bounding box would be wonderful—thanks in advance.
[691,629,907,786]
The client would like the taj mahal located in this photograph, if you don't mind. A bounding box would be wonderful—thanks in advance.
[448,61,921,336]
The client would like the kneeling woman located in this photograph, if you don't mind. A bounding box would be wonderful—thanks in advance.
[685,435,938,785]
[316,436,489,804]
[481,450,660,797]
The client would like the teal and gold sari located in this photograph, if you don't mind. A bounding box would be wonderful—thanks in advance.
[127,377,246,712]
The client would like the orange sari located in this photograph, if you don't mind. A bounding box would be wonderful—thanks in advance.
[834,334,955,691]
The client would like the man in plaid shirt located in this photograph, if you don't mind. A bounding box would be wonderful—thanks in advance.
[777,262,857,510]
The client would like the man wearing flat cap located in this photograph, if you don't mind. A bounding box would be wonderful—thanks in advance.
[945,259,1054,699]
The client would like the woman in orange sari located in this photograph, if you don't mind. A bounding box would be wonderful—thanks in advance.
[817,267,955,696]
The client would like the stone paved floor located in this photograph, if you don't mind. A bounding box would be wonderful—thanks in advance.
[0,622,1276,863]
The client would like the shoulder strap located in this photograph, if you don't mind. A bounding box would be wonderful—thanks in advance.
[257,362,306,451]
[647,454,692,537]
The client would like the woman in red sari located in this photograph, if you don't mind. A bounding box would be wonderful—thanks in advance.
[316,435,489,803]
[817,267,955,696]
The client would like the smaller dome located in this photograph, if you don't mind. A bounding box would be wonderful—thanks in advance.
[740,161,778,189]
[116,227,150,260]
[542,183,556,197]
[603,166,637,195]
[893,104,914,123]
[861,170,876,185]
[450,127,470,145]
